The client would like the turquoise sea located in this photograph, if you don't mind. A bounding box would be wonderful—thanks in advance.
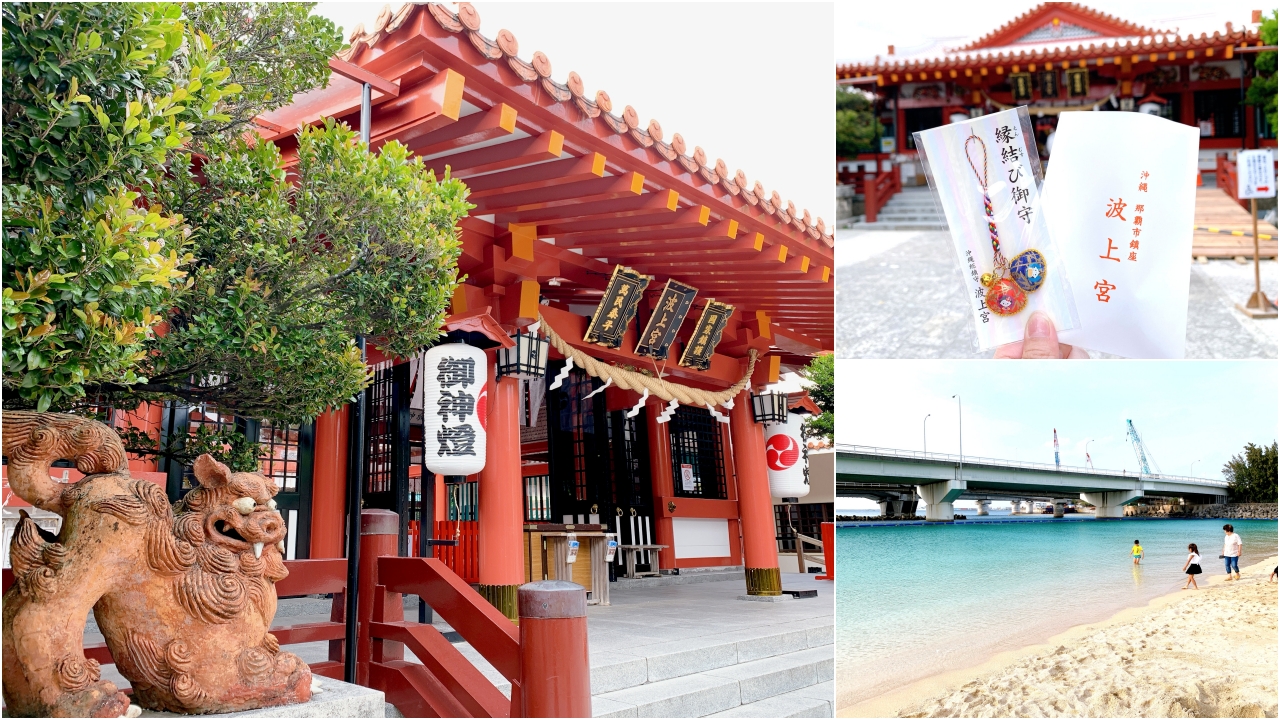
[835,517,1279,708]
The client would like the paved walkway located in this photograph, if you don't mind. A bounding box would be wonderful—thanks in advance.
[836,229,1278,359]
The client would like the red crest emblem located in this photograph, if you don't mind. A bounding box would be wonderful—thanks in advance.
[764,433,799,471]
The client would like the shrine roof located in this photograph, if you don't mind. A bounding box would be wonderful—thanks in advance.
[260,2,833,356]
[837,4,1261,79]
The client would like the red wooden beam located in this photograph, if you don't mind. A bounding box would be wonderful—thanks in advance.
[403,102,516,156]
[471,172,644,215]
[423,130,563,178]
[329,57,400,97]
[465,152,606,199]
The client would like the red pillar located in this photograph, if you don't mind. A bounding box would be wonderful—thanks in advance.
[729,389,781,595]
[645,397,677,570]
[478,372,523,620]
[311,407,349,559]
[518,581,591,717]
[357,509,399,686]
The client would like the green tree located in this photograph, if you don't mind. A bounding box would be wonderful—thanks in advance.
[133,121,468,422]
[4,3,468,428]
[3,2,235,411]
[836,86,882,158]
[1244,10,1277,136]
[799,353,834,444]
[1223,441,1277,503]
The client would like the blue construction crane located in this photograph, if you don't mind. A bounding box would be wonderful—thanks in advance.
[1125,419,1154,476]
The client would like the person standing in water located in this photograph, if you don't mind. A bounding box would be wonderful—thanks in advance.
[1222,524,1243,580]
[1182,543,1203,589]
[1131,539,1144,565]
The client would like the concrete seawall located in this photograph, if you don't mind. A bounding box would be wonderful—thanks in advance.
[1124,503,1278,520]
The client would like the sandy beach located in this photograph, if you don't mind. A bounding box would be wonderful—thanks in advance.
[841,556,1278,718]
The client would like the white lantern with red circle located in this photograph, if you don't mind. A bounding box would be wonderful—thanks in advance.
[763,411,808,499]
[423,343,487,476]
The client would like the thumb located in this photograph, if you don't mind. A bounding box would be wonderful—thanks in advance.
[1020,312,1063,359]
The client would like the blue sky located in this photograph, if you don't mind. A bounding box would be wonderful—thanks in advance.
[836,360,1277,483]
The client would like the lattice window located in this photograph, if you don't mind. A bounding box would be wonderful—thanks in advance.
[775,503,832,551]
[557,370,596,502]
[1194,89,1243,138]
[668,406,726,499]
[364,365,396,495]
[609,412,647,509]
[447,479,478,521]
[524,474,552,522]
[256,420,301,491]
[180,405,239,490]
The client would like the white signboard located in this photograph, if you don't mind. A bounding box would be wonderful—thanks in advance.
[679,464,695,492]
[1043,112,1199,359]
[1237,149,1277,200]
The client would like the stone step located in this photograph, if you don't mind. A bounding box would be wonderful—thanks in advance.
[613,567,744,590]
[851,221,948,231]
[873,213,944,222]
[705,681,834,718]
[590,620,832,693]
[592,645,833,717]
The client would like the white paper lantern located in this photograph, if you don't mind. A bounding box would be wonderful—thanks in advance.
[763,412,808,499]
[423,343,487,476]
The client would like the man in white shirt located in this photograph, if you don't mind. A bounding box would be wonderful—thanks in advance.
[1222,524,1243,581]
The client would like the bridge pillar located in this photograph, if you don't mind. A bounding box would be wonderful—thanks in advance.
[1080,490,1143,519]
[1010,500,1023,515]
[975,500,990,516]
[917,480,966,522]
[1051,499,1070,518]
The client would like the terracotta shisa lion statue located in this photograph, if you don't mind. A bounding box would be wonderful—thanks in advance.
[2,411,314,717]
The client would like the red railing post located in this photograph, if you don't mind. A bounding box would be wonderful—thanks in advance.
[358,509,399,686]
[864,172,878,222]
[518,581,590,718]
[816,522,835,581]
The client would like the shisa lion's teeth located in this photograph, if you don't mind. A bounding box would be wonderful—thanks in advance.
[252,542,264,558]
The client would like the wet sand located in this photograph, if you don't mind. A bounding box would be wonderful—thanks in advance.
[840,556,1278,718]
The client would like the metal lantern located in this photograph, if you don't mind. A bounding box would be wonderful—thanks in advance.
[497,326,549,379]
[750,390,789,426]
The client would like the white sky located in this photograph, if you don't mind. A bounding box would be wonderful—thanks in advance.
[313,2,833,225]
[836,1,1273,63]
[836,359,1277,481]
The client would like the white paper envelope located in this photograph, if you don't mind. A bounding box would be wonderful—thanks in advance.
[1043,112,1199,358]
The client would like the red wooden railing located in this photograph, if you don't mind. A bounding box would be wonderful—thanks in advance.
[4,524,587,717]
[425,519,479,583]
[370,556,520,717]
[863,166,902,223]
[1217,153,1242,206]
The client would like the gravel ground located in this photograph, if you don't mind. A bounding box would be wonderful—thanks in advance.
[835,229,1278,359]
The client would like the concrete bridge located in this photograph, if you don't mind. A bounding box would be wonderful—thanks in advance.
[837,445,1230,521]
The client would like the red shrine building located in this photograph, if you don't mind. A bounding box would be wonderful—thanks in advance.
[837,4,1275,188]
[3,3,834,615]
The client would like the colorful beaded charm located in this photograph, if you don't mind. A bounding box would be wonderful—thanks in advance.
[1009,249,1046,293]
[964,131,1045,316]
